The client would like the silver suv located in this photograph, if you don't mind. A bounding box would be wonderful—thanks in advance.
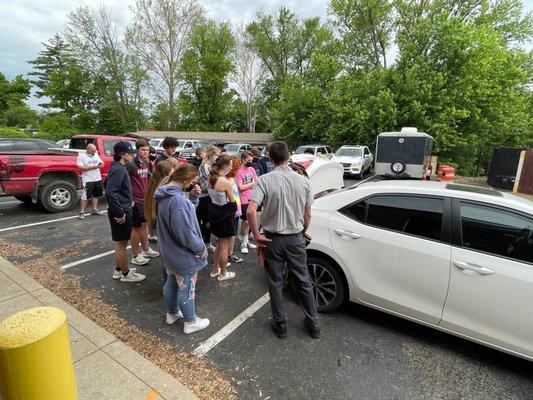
[331,145,373,178]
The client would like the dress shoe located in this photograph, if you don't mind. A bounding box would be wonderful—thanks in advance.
[271,320,287,339]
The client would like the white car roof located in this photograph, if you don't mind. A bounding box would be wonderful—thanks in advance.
[339,145,366,149]
[343,181,532,214]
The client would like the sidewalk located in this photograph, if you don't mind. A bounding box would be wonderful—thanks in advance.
[0,256,198,400]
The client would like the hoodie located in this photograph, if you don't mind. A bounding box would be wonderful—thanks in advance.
[105,161,132,217]
[155,184,206,276]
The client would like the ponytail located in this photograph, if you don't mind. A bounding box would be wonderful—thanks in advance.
[208,154,231,188]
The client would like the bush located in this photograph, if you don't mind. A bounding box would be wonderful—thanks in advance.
[0,126,30,138]
[37,113,77,141]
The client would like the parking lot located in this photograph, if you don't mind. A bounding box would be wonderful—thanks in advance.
[1,176,532,400]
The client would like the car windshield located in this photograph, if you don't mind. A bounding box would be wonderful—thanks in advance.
[177,140,187,147]
[295,147,315,155]
[336,148,363,157]
[225,144,241,152]
[148,139,161,147]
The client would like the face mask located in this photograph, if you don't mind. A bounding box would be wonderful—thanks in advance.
[245,162,254,168]
[87,153,95,157]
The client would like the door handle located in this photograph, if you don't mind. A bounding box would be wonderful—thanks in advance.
[334,229,361,239]
[453,261,494,275]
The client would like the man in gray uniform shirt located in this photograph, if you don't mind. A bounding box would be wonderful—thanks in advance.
[247,141,321,339]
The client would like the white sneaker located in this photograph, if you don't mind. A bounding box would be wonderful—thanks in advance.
[141,247,160,258]
[240,246,249,254]
[112,268,135,279]
[183,317,210,334]
[131,254,149,265]
[120,270,146,282]
[247,242,257,250]
[166,311,184,325]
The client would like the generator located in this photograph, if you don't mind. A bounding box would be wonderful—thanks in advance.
[375,127,434,178]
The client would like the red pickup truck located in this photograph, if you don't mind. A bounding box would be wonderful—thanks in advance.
[0,135,137,213]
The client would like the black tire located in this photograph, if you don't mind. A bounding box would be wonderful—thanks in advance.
[307,255,346,313]
[14,195,32,204]
[38,181,77,213]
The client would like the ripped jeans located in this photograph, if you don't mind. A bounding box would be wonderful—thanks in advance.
[164,271,198,324]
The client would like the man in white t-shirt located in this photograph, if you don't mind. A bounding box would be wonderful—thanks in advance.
[77,143,105,220]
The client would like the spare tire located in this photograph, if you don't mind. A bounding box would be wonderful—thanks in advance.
[390,160,406,175]
[38,181,77,213]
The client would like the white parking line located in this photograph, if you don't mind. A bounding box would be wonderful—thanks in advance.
[0,200,22,206]
[0,211,107,233]
[60,245,131,270]
[193,292,270,356]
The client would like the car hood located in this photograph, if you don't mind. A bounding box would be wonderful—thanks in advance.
[331,156,364,164]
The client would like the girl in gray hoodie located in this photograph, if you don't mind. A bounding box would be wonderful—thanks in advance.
[154,164,210,334]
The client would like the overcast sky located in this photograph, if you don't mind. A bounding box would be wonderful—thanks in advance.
[0,0,531,108]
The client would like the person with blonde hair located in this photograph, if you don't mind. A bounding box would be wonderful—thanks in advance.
[154,164,210,334]
[226,156,244,264]
[197,145,221,252]
[207,154,237,281]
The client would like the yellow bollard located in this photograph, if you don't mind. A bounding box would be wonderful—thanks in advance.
[0,306,78,400]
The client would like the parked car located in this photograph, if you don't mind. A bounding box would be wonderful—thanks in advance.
[148,138,164,152]
[331,145,373,178]
[56,139,71,149]
[224,143,252,156]
[291,144,333,163]
[305,180,533,360]
[0,138,59,152]
[0,134,135,212]
[179,141,211,159]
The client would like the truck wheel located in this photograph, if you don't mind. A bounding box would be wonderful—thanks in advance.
[39,181,77,213]
[14,195,32,204]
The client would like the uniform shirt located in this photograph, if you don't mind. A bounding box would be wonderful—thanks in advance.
[249,166,313,234]
[126,156,151,204]
[76,152,103,183]
[236,166,257,205]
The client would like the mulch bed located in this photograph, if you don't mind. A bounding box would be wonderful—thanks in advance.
[0,237,237,400]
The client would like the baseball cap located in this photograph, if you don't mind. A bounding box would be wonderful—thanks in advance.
[114,141,137,156]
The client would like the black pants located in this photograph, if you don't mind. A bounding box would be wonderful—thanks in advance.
[196,196,212,244]
[263,231,320,330]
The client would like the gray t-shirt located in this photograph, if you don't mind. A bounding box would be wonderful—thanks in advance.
[249,166,313,234]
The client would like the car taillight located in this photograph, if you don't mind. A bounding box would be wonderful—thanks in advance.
[296,160,313,170]
[0,161,9,178]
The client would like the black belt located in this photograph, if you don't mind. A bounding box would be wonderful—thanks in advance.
[264,231,300,238]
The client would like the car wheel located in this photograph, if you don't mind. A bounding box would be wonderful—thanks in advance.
[39,181,77,213]
[14,195,32,204]
[307,256,345,312]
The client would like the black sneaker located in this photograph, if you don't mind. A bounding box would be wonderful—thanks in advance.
[271,320,287,339]
[305,324,321,339]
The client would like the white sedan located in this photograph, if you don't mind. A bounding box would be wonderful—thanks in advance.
[306,180,533,361]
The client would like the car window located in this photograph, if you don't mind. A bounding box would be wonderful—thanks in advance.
[148,139,161,147]
[16,140,38,151]
[317,147,326,155]
[326,146,332,154]
[459,202,532,263]
[336,148,363,157]
[103,139,135,156]
[70,137,96,150]
[0,140,13,151]
[364,148,370,155]
[342,195,444,241]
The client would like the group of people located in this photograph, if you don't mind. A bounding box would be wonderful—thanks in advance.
[75,137,321,338]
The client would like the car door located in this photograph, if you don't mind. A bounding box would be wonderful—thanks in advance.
[328,194,451,324]
[440,200,533,357]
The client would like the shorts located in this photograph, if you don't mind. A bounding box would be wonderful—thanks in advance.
[108,211,132,242]
[208,204,237,238]
[82,181,104,200]
[131,203,146,228]
[241,203,249,221]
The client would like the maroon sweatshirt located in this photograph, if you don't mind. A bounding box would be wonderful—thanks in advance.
[126,156,151,204]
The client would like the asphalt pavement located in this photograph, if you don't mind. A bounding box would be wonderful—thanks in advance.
[1,175,532,399]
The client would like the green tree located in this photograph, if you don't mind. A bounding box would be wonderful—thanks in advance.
[28,34,74,109]
[329,0,394,70]
[179,19,236,131]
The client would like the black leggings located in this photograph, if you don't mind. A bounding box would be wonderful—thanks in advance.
[196,196,212,244]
